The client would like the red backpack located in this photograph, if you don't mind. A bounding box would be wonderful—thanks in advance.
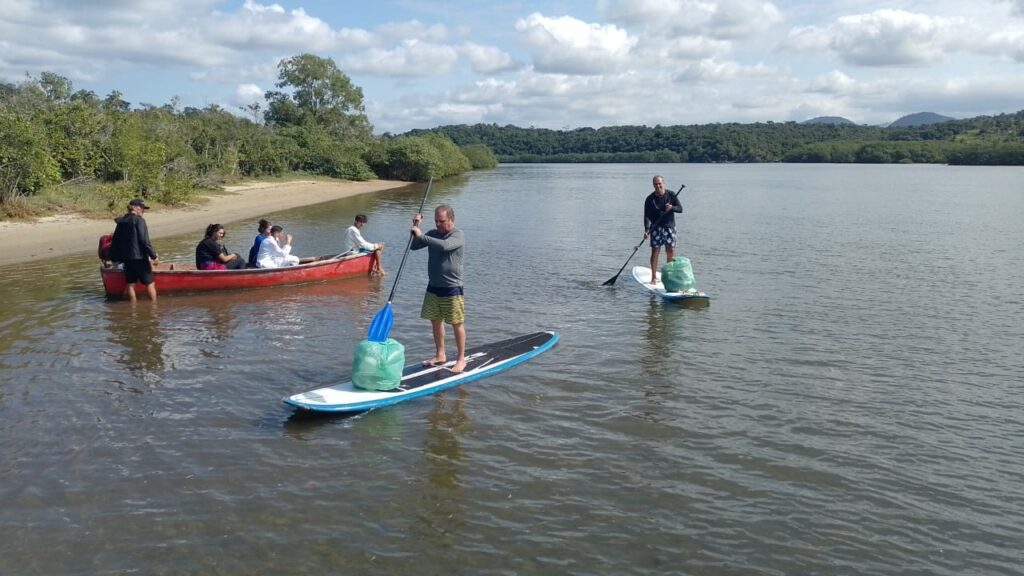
[98,233,114,261]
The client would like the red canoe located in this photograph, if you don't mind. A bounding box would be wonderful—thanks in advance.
[100,252,375,298]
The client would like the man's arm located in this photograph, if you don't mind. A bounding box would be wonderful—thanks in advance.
[139,219,158,260]
[668,192,683,213]
[418,229,464,252]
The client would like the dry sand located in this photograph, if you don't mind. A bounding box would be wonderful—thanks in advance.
[0,179,407,267]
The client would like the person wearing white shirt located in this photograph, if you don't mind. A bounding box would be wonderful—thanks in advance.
[343,214,385,276]
[256,225,301,268]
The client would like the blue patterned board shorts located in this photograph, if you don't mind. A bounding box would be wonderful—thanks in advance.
[649,226,677,248]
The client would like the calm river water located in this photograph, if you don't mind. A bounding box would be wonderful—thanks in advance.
[1,164,1022,575]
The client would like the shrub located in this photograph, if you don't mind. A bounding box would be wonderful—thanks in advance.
[460,144,498,169]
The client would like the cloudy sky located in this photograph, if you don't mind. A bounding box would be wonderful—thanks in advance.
[1,0,1022,133]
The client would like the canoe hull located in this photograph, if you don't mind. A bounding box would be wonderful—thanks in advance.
[100,252,374,297]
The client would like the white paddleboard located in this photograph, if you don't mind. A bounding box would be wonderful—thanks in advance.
[631,266,711,305]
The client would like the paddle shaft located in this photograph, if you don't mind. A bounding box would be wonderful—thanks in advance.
[384,177,433,304]
[603,183,684,285]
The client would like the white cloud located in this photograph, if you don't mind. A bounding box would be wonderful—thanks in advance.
[783,9,962,66]
[374,20,448,44]
[663,36,734,60]
[235,83,264,104]
[460,42,519,74]
[196,58,280,82]
[1006,0,1024,16]
[601,0,782,39]
[454,78,517,105]
[514,13,637,75]
[979,28,1024,61]
[0,0,33,21]
[674,59,776,83]
[207,0,348,52]
[806,70,860,95]
[342,39,459,77]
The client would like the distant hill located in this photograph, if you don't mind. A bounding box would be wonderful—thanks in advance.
[802,116,855,125]
[889,112,956,128]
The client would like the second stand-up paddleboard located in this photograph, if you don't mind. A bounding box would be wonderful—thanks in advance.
[631,266,711,306]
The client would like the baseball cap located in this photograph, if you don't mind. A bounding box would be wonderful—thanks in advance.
[128,198,150,210]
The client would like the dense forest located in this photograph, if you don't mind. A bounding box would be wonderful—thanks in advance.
[407,111,1024,165]
[0,55,496,218]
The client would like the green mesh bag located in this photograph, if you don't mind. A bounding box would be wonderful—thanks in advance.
[352,338,405,391]
[660,256,696,293]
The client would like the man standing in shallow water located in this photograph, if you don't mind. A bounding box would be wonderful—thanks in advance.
[411,204,466,373]
[643,175,682,284]
[110,198,159,302]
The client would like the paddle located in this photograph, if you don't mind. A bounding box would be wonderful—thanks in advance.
[602,183,685,286]
[366,177,433,342]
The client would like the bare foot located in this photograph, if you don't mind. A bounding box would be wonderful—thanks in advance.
[450,358,467,373]
[422,357,446,367]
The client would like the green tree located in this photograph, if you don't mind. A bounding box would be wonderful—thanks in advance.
[42,101,106,179]
[0,111,60,201]
[264,54,372,140]
[37,72,73,103]
[102,113,167,191]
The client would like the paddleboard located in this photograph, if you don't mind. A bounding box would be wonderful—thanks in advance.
[631,266,711,305]
[284,331,559,413]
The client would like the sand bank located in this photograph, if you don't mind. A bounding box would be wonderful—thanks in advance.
[0,179,407,267]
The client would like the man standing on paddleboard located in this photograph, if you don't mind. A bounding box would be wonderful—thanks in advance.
[411,204,467,373]
[643,175,682,284]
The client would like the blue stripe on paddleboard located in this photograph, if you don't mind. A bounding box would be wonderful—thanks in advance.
[283,331,559,412]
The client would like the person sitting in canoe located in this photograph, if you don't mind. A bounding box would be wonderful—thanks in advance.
[196,224,246,270]
[256,225,316,268]
[343,214,385,276]
[247,218,271,268]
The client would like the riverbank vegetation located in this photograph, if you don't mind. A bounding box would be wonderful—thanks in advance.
[0,54,496,220]
[409,112,1024,165]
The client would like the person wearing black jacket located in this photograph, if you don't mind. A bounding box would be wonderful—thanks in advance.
[642,175,683,284]
[110,198,159,302]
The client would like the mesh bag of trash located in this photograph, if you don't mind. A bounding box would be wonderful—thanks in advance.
[352,338,405,390]
[660,256,696,293]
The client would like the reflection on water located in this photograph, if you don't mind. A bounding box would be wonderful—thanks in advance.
[425,389,470,490]
[103,301,166,376]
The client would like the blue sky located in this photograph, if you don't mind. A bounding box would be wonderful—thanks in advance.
[1,0,1023,133]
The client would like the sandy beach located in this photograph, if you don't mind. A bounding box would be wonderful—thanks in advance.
[0,179,407,267]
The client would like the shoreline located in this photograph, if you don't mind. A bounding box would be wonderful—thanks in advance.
[0,179,408,267]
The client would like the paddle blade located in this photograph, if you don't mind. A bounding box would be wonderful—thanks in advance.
[602,273,620,286]
[366,303,394,343]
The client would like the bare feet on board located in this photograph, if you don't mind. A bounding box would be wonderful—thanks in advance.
[449,358,467,374]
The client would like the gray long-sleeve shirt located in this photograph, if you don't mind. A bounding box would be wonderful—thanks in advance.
[411,228,464,288]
